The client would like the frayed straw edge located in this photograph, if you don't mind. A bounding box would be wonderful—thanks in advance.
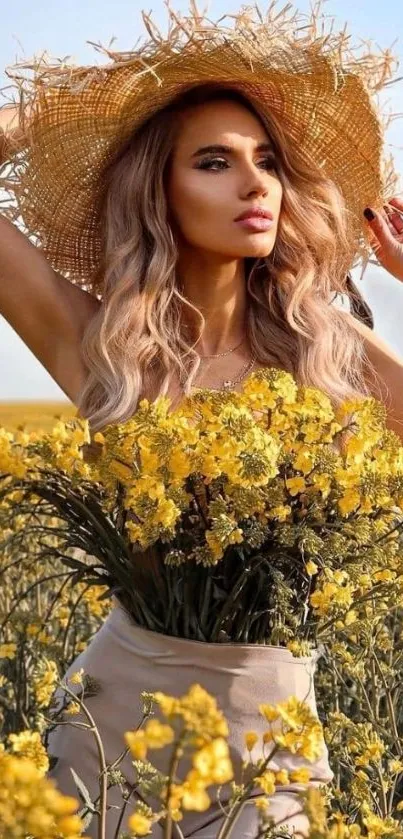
[0,0,402,280]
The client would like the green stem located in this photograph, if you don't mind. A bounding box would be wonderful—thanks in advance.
[216,745,279,839]
[163,735,184,839]
[373,651,402,756]
[62,682,108,839]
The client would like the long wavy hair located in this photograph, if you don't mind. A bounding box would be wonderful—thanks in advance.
[76,83,372,432]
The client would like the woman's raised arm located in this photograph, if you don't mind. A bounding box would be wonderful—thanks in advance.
[0,105,100,406]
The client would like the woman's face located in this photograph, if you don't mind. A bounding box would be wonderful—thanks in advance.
[166,98,283,260]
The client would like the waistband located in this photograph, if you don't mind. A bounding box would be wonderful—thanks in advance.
[108,597,320,670]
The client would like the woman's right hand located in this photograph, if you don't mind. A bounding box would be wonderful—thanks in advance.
[0,103,30,163]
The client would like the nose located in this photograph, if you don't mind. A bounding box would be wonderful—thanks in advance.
[240,161,269,199]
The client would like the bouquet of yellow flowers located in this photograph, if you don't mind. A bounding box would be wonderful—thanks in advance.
[1,367,403,648]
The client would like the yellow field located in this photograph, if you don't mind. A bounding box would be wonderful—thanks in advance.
[0,401,77,431]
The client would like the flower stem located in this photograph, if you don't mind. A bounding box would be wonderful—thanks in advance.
[163,737,184,839]
[62,681,108,839]
[216,745,279,839]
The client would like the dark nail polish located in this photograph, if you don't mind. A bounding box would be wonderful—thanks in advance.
[363,207,375,221]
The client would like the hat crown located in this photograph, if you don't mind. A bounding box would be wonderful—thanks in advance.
[1,0,401,286]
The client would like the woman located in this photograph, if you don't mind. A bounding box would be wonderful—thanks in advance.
[1,3,403,837]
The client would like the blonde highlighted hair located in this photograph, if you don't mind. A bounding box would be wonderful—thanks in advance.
[76,83,368,432]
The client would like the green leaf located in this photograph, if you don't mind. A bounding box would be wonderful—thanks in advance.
[70,767,96,811]
[79,808,98,832]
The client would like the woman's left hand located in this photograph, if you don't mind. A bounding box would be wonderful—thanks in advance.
[364,196,403,282]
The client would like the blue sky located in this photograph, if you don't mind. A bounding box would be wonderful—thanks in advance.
[0,0,402,400]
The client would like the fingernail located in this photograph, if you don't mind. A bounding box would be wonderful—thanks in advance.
[363,207,375,221]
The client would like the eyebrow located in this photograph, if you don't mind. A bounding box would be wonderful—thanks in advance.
[191,142,274,158]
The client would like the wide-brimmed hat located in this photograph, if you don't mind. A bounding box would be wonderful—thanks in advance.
[0,0,401,293]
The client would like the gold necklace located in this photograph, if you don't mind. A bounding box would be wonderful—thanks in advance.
[190,355,256,392]
[220,355,256,391]
[198,335,245,360]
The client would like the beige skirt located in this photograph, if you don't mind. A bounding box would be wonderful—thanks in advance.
[47,599,333,838]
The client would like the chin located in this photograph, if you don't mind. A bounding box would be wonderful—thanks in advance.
[235,233,276,259]
[239,244,275,259]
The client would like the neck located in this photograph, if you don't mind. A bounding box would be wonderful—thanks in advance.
[177,250,247,356]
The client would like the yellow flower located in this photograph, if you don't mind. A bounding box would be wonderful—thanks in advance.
[259,703,279,723]
[310,587,332,613]
[0,642,17,659]
[33,659,59,708]
[143,719,174,749]
[333,585,354,609]
[26,623,41,637]
[256,770,276,795]
[305,560,318,576]
[244,731,259,752]
[181,770,211,812]
[362,810,401,838]
[311,472,331,497]
[303,786,328,833]
[254,797,270,814]
[166,782,185,816]
[286,640,313,658]
[338,490,361,516]
[333,570,348,584]
[273,698,325,762]
[151,498,180,529]
[193,738,233,785]
[57,815,85,835]
[294,447,315,474]
[389,759,403,775]
[153,684,229,742]
[289,767,312,783]
[69,669,84,685]
[8,730,49,775]
[65,702,81,716]
[344,610,358,626]
[37,630,52,645]
[285,476,307,496]
[139,446,160,473]
[0,751,83,838]
[168,449,192,480]
[128,810,153,836]
[355,738,385,765]
[270,504,292,521]
[183,788,211,812]
[275,769,290,785]
[125,730,148,761]
[374,569,396,583]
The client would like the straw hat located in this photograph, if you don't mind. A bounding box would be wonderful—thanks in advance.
[0,0,401,294]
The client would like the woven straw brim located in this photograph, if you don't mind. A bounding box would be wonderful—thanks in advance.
[0,0,401,292]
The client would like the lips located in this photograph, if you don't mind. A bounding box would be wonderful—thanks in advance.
[234,208,274,222]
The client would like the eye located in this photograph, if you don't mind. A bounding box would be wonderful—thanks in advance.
[196,157,228,170]
[196,154,278,172]
[259,154,278,172]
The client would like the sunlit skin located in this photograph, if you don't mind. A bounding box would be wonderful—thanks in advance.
[163,97,403,420]
[364,197,403,282]
[166,99,283,360]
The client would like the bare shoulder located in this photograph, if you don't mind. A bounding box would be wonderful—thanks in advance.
[343,310,403,439]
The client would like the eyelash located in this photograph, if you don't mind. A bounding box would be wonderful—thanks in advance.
[196,155,278,172]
